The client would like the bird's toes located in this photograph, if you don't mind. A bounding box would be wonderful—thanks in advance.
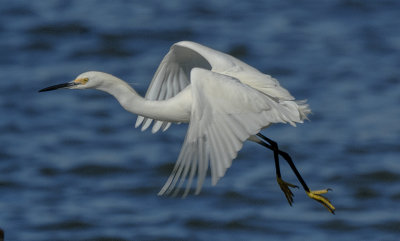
[277,177,298,206]
[306,189,335,214]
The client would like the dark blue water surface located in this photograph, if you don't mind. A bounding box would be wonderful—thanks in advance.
[1,0,399,240]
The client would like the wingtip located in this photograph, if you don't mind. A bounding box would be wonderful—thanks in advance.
[135,116,144,128]
[141,119,153,132]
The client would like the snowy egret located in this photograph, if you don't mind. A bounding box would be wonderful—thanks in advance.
[39,41,335,213]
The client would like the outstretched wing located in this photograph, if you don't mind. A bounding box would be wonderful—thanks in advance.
[158,68,303,197]
[135,43,212,133]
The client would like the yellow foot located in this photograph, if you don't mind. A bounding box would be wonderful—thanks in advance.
[277,177,299,206]
[306,189,336,214]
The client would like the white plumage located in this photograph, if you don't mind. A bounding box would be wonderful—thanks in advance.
[39,41,311,198]
[134,41,310,196]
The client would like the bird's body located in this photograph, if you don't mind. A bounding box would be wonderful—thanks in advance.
[39,41,335,213]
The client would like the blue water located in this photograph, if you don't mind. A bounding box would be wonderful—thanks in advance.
[1,0,399,240]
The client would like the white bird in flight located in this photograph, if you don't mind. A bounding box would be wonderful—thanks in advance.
[39,41,335,213]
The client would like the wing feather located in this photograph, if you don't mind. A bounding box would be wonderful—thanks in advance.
[136,43,212,132]
[195,134,208,194]
[158,68,305,196]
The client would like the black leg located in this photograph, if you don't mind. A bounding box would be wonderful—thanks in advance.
[256,133,310,192]
[256,137,281,179]
[256,133,336,214]
[256,133,300,205]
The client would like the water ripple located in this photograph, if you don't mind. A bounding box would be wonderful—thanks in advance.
[1,1,400,241]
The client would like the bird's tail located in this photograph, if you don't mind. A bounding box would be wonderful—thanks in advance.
[296,99,311,121]
[278,99,311,126]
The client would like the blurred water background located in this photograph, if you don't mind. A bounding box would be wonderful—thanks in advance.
[0,0,399,240]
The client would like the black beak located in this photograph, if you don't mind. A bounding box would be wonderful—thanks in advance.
[38,82,77,92]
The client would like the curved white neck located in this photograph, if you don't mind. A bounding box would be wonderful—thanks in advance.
[96,77,191,123]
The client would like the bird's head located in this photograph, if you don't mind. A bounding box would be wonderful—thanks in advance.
[38,71,107,92]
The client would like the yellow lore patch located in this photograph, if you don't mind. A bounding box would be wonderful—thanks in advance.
[74,77,89,85]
